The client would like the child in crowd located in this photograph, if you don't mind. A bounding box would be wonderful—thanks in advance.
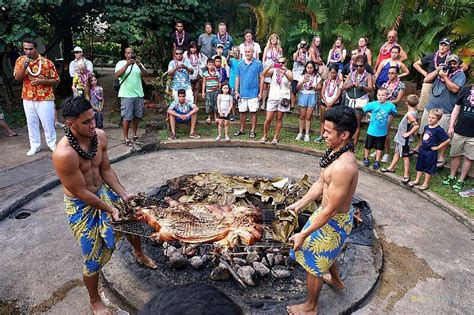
[214,56,228,84]
[362,88,397,170]
[409,109,450,190]
[228,47,242,121]
[381,94,419,183]
[216,83,233,142]
[212,44,228,68]
[89,74,104,129]
[316,64,342,142]
[201,58,221,124]
[72,61,90,98]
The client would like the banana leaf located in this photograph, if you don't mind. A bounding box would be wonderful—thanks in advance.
[272,209,299,244]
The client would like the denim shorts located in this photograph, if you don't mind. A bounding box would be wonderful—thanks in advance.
[298,93,317,108]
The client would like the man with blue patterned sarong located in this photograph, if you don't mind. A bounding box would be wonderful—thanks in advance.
[286,106,359,315]
[53,97,156,315]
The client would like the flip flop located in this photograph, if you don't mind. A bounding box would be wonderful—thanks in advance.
[401,177,410,184]
[408,181,419,187]
[8,133,20,137]
[259,137,267,144]
[271,138,278,145]
[133,136,139,141]
[417,185,429,191]
[380,168,394,173]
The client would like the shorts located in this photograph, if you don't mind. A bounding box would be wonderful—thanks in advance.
[238,97,259,113]
[395,141,411,158]
[172,88,194,104]
[365,134,386,151]
[218,114,230,120]
[267,98,291,112]
[291,80,299,94]
[419,108,450,135]
[205,90,219,114]
[298,93,317,108]
[450,133,474,160]
[418,83,432,111]
[120,97,144,121]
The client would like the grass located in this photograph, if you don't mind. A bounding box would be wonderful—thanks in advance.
[160,106,474,216]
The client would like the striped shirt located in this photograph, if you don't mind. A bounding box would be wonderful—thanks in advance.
[202,70,220,92]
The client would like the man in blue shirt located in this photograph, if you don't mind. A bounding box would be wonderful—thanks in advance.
[167,47,194,103]
[234,46,263,138]
[362,88,397,170]
[211,23,234,57]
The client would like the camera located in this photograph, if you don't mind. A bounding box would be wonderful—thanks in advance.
[131,54,136,60]
[440,63,452,72]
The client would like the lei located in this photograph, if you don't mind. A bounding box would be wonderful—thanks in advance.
[269,47,279,62]
[244,40,254,48]
[325,76,340,97]
[359,46,367,55]
[90,86,103,101]
[319,141,354,168]
[65,127,98,160]
[468,86,474,107]
[275,68,285,85]
[303,74,316,90]
[174,59,185,72]
[439,68,463,83]
[383,77,401,100]
[433,49,450,68]
[176,30,185,47]
[26,56,42,76]
[380,41,397,55]
[314,46,320,59]
[350,69,368,86]
[297,50,307,64]
[188,52,200,67]
[218,32,229,44]
[78,71,90,88]
[331,48,341,62]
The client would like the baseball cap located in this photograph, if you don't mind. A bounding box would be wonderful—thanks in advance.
[446,54,460,63]
[72,46,83,53]
[439,38,451,45]
[216,43,224,48]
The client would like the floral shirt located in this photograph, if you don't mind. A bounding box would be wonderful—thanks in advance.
[14,55,59,101]
[168,59,192,90]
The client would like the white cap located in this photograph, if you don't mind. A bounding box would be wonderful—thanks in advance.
[72,46,83,53]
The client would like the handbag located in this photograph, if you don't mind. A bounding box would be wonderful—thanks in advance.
[113,64,134,92]
[345,93,368,109]
[280,98,291,108]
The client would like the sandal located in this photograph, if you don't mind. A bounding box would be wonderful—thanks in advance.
[409,149,419,155]
[271,138,278,145]
[8,132,20,137]
[259,137,267,144]
[436,160,446,168]
[133,136,139,141]
[417,185,429,191]
[408,181,419,187]
[123,139,133,147]
[401,177,410,184]
[380,168,394,173]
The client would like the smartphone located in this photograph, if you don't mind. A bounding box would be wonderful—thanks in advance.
[274,63,282,69]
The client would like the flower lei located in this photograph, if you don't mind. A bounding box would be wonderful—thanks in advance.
[188,52,200,67]
[359,46,367,55]
[313,46,320,59]
[26,56,42,76]
[383,77,400,100]
[331,48,341,62]
[297,50,307,64]
[438,68,463,83]
[303,74,316,90]
[218,32,229,44]
[65,127,98,160]
[433,49,450,68]
[350,69,368,86]
[319,141,354,168]
[176,30,185,47]
[380,41,397,55]
[325,76,340,97]
[78,71,90,88]
[275,68,285,85]
[468,86,474,107]
[91,86,103,101]
[269,47,279,62]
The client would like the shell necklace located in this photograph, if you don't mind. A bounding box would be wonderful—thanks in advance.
[176,30,185,47]
[218,32,229,44]
[65,127,98,160]
[320,142,354,168]
[27,56,42,76]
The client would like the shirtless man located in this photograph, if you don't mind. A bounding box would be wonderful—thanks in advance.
[286,105,359,315]
[52,97,156,315]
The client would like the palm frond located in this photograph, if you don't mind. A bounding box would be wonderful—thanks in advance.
[376,0,403,31]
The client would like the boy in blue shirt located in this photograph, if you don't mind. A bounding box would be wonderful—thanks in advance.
[362,88,397,170]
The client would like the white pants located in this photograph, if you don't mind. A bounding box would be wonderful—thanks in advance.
[23,100,56,150]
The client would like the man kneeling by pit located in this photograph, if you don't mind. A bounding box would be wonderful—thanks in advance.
[167,89,200,140]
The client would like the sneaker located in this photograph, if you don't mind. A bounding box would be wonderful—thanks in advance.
[189,132,201,139]
[442,175,457,186]
[234,130,243,136]
[373,161,380,170]
[381,154,390,163]
[55,122,65,128]
[459,188,474,198]
[370,151,376,158]
[215,135,221,141]
[363,158,370,167]
[295,133,303,141]
[452,180,467,192]
[167,134,176,140]
[225,136,230,142]
[26,148,41,156]
[304,134,310,142]
[229,115,236,121]
[314,136,323,143]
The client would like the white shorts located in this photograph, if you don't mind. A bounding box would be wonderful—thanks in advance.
[172,88,194,104]
[267,99,290,112]
[238,97,259,113]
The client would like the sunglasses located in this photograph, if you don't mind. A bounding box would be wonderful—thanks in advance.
[24,48,34,51]
[355,64,364,68]
[175,52,183,55]
[74,51,81,54]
